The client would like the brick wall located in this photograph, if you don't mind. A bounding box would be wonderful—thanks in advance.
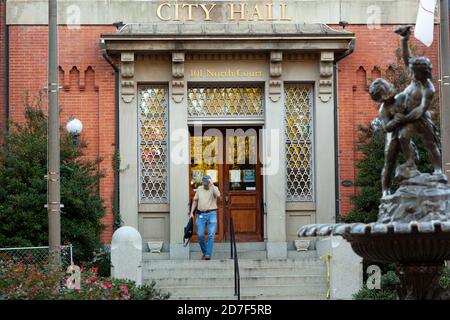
[0,0,5,136]
[333,25,440,215]
[8,25,116,243]
[5,24,441,242]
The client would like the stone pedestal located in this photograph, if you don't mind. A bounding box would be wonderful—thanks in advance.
[379,173,450,223]
[397,264,444,300]
[170,243,190,260]
[111,226,143,285]
[267,242,288,260]
[316,236,363,300]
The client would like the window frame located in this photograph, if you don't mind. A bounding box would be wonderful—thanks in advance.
[137,84,170,204]
[283,82,315,202]
[186,83,265,123]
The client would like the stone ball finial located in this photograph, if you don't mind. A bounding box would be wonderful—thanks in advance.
[111,226,142,250]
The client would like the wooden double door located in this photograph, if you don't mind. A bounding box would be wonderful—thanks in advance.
[189,126,263,242]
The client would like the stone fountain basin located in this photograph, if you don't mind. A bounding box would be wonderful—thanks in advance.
[298,220,450,264]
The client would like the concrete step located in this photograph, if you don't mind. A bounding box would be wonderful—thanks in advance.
[169,294,326,300]
[143,257,323,268]
[143,252,170,260]
[144,266,326,279]
[189,250,268,260]
[287,250,319,259]
[154,284,328,298]
[143,250,318,261]
[147,275,326,287]
[142,252,328,300]
[189,242,266,252]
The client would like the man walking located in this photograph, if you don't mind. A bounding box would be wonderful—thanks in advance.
[189,175,220,260]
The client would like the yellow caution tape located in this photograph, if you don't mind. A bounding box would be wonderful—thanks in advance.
[320,253,331,300]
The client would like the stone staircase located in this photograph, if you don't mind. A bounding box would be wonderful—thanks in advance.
[142,243,328,300]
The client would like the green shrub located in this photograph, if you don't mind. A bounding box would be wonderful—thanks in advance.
[81,246,111,277]
[0,94,105,262]
[354,267,450,300]
[343,126,385,223]
[0,258,169,300]
[439,267,450,290]
[0,258,61,299]
[353,270,399,300]
[60,268,170,300]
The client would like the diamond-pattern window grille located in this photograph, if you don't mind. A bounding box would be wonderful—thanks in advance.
[138,86,169,203]
[284,84,314,201]
[187,86,264,118]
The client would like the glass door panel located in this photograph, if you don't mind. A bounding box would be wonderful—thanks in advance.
[226,135,258,191]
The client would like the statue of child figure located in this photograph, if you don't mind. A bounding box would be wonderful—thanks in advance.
[369,26,442,198]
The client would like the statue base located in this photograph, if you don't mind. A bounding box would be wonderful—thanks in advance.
[396,264,445,300]
[379,173,450,224]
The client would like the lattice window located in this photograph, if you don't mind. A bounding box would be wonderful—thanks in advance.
[284,84,314,201]
[187,86,264,118]
[138,86,169,203]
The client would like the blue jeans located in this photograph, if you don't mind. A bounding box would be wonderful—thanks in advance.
[196,211,217,258]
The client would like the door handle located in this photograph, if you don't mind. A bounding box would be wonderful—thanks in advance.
[225,196,229,205]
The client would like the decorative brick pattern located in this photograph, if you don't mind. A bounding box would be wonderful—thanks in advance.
[0,0,5,136]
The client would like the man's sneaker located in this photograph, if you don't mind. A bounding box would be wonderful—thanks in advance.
[204,256,211,260]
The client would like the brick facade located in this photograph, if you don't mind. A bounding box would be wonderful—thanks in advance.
[7,25,116,242]
[1,23,441,242]
[0,0,5,136]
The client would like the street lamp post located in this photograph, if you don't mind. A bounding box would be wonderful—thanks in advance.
[440,0,450,178]
[47,0,61,266]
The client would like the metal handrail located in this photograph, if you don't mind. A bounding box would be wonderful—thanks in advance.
[229,215,241,300]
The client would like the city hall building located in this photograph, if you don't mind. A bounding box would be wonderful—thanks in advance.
[0,1,441,259]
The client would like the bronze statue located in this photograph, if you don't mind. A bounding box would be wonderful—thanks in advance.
[369,25,442,197]
[299,26,450,300]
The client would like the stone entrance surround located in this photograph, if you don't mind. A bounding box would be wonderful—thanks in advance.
[101,23,354,259]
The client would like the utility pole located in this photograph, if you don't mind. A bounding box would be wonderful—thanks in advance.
[440,0,450,178]
[47,0,61,266]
